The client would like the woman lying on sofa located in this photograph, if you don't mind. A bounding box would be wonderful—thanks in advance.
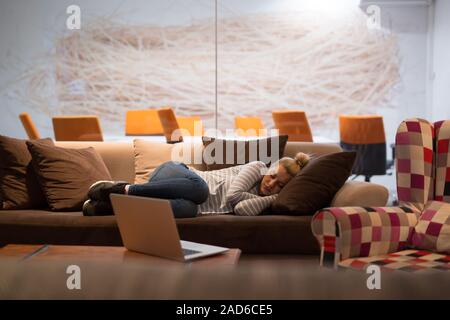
[83,152,310,218]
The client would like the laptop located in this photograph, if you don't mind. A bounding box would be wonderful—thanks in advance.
[110,194,229,262]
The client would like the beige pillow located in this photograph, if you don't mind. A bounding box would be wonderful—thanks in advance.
[133,139,206,184]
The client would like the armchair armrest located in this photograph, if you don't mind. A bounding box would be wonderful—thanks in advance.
[331,181,389,207]
[311,206,420,268]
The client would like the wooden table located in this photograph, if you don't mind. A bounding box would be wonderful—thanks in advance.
[0,244,241,267]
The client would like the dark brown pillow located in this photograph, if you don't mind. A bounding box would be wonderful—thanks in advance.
[202,135,288,170]
[271,151,356,215]
[26,141,112,211]
[0,135,54,210]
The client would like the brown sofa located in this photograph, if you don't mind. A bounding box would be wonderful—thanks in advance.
[0,141,389,254]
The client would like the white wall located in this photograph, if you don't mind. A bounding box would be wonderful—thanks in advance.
[360,0,430,145]
[0,0,432,142]
[432,0,450,122]
[0,0,215,139]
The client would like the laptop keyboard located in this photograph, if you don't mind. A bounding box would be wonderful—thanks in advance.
[182,248,201,256]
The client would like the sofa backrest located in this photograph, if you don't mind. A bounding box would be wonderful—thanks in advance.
[395,119,435,211]
[434,120,450,203]
[55,140,342,183]
[395,118,450,211]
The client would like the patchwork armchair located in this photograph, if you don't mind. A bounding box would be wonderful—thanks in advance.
[312,118,450,272]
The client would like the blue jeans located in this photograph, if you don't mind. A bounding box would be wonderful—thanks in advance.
[128,161,209,218]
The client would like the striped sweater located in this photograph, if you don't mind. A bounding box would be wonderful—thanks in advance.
[190,161,277,216]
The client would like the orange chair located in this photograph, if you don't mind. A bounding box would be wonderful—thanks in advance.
[272,110,313,142]
[125,109,164,136]
[339,115,387,182]
[234,116,265,136]
[157,108,183,144]
[19,112,41,140]
[52,116,103,141]
[176,116,204,136]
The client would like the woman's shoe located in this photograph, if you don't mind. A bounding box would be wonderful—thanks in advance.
[88,181,129,202]
[82,199,114,216]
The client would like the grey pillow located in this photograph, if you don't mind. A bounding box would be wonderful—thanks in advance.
[202,135,288,170]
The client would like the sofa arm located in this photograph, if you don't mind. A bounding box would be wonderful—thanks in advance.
[331,181,389,207]
[311,206,420,268]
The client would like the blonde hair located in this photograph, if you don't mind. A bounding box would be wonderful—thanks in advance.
[276,152,310,177]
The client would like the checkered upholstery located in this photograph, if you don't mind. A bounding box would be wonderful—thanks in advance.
[412,201,450,254]
[311,118,450,270]
[311,206,419,267]
[434,120,450,202]
[395,118,434,212]
[339,250,450,272]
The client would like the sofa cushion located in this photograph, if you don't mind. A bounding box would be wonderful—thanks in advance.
[27,141,112,211]
[133,139,205,184]
[133,139,175,184]
[0,135,54,210]
[339,250,450,273]
[0,210,122,247]
[272,151,356,215]
[0,210,318,254]
[202,135,288,171]
[412,201,450,254]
